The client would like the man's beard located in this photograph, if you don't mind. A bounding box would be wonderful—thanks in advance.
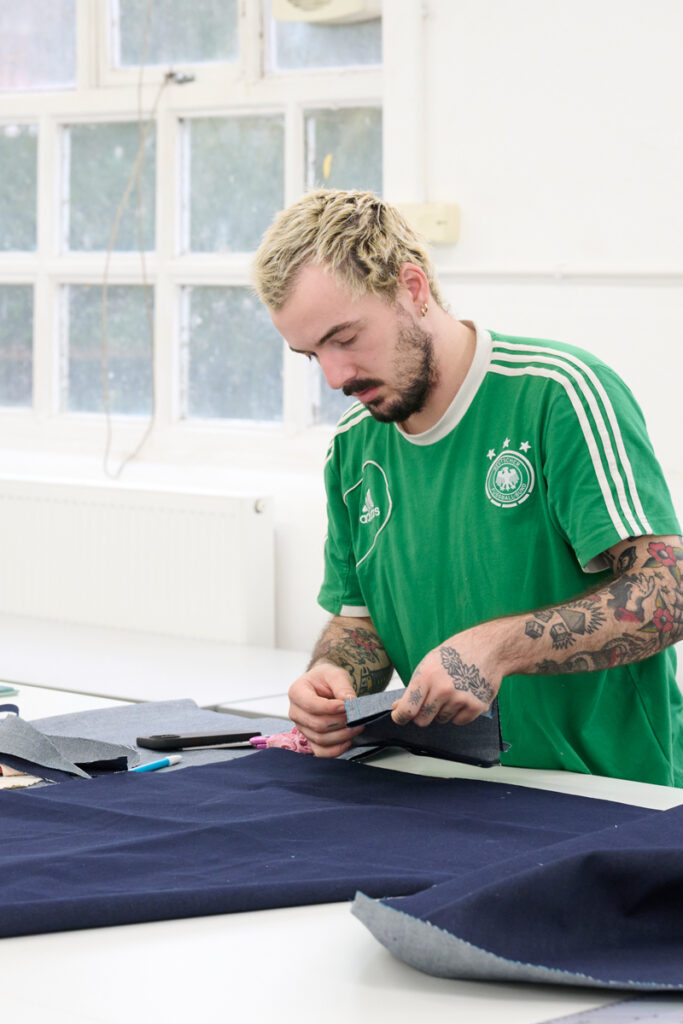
[342,319,438,424]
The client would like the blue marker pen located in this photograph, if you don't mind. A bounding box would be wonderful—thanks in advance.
[130,755,182,773]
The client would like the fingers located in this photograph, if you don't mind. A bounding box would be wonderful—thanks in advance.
[390,660,492,728]
[304,724,366,759]
[288,663,363,758]
[392,691,487,726]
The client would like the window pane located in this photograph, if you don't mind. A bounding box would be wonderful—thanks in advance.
[182,287,283,422]
[305,107,382,194]
[0,0,76,91]
[114,0,238,67]
[0,285,33,407]
[64,285,153,415]
[313,363,355,426]
[67,122,156,252]
[185,117,285,253]
[269,17,381,71]
[0,125,37,250]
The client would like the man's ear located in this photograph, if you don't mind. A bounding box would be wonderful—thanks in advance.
[397,262,430,310]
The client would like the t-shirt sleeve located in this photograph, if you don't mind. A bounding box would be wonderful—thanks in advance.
[543,360,681,571]
[317,455,369,617]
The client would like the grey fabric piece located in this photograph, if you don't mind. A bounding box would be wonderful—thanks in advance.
[33,699,291,770]
[345,690,504,767]
[351,893,639,990]
[0,714,135,779]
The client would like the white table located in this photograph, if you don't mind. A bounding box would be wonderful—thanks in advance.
[0,612,305,710]
[0,683,126,720]
[2,688,682,1024]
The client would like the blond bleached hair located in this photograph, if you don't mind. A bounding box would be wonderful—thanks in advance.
[252,189,444,311]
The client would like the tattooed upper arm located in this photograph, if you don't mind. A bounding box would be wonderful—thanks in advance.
[603,534,683,577]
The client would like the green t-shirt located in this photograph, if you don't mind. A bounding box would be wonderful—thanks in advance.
[318,326,683,786]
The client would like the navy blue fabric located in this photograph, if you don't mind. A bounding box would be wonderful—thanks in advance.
[372,801,683,987]
[0,749,652,940]
[0,752,76,783]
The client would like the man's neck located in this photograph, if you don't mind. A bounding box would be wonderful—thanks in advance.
[400,318,477,435]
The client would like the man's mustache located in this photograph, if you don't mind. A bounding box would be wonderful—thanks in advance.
[342,378,383,397]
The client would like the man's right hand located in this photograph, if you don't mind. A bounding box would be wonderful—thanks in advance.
[288,663,364,757]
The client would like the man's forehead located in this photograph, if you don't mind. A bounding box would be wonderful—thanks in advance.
[288,262,351,305]
[273,265,367,347]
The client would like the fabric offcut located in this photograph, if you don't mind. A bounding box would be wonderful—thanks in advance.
[32,698,291,771]
[345,689,505,766]
[3,747,683,992]
[0,712,136,782]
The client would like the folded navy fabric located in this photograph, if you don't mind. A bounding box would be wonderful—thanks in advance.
[0,749,653,955]
[345,690,505,766]
[352,801,683,990]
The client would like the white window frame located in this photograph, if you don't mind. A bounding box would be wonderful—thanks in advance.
[0,0,425,475]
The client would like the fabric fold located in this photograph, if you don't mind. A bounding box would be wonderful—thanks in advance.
[345,689,505,766]
[0,714,136,781]
[352,801,683,989]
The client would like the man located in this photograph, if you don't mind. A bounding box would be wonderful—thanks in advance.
[253,188,683,785]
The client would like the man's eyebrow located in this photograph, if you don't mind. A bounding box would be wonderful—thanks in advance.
[288,320,364,355]
[316,320,363,346]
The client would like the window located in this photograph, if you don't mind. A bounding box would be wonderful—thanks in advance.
[0,285,33,406]
[0,0,383,464]
[0,0,76,91]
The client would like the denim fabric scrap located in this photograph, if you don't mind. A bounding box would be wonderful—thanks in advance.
[0,714,136,781]
[32,699,291,770]
[344,689,505,767]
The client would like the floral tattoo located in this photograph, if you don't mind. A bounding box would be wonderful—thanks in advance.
[311,625,392,695]
[439,645,494,704]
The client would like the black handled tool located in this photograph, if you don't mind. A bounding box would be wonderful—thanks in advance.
[136,731,262,751]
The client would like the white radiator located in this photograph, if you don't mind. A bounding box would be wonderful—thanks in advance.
[0,479,274,646]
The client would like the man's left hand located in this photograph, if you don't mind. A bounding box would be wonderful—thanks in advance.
[390,627,501,727]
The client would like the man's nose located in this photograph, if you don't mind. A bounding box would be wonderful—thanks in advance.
[318,350,355,391]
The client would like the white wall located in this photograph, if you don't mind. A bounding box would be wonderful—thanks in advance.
[422,0,683,489]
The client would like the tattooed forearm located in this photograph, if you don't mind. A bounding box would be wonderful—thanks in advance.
[356,664,394,696]
[536,632,661,674]
[526,537,683,676]
[309,619,392,696]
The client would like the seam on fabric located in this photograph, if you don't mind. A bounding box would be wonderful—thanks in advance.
[489,363,631,540]
[624,659,673,776]
[491,341,651,534]
[336,400,364,426]
[325,407,372,463]
[341,460,393,567]
[340,604,370,616]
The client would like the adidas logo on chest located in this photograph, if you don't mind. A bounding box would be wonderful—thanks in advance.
[359,488,380,524]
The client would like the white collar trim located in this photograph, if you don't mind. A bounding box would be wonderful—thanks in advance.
[394,323,493,446]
